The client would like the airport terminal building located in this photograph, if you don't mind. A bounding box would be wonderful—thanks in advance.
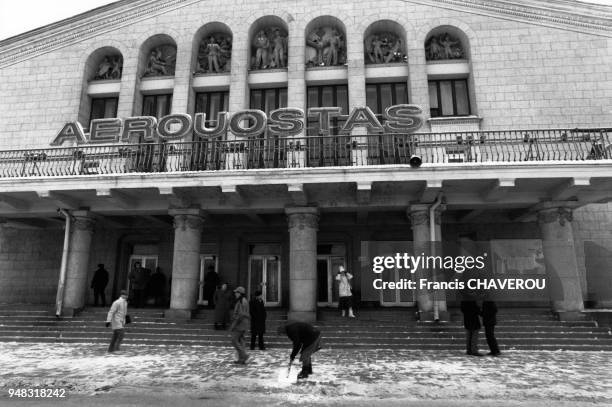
[0,0,611,321]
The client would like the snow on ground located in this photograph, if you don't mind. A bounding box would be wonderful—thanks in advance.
[0,342,611,406]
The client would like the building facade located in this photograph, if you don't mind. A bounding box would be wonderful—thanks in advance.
[0,0,611,321]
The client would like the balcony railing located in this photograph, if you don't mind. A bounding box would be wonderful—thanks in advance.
[1,128,611,178]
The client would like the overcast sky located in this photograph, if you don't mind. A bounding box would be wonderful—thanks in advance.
[1,0,612,41]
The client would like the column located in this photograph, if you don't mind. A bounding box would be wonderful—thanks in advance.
[167,208,205,319]
[537,203,584,320]
[286,207,319,322]
[409,204,448,321]
[62,211,95,316]
[286,20,306,168]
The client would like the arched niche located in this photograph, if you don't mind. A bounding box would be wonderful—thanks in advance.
[248,15,289,70]
[424,26,470,62]
[305,16,346,68]
[86,46,123,81]
[193,22,233,74]
[363,20,407,65]
[139,34,178,77]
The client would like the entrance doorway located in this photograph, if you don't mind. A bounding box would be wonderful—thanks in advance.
[127,255,158,292]
[198,255,218,305]
[317,256,344,306]
[380,267,415,306]
[248,255,281,306]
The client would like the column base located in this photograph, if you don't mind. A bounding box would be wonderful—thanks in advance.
[57,307,81,317]
[418,310,450,322]
[555,311,588,322]
[287,310,317,323]
[164,309,194,320]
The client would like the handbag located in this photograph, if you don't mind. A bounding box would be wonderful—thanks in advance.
[125,314,132,324]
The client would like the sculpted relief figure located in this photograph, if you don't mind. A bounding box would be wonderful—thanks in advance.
[143,45,177,77]
[196,33,232,74]
[306,26,346,67]
[94,55,123,80]
[364,32,406,64]
[425,33,464,61]
[250,27,288,70]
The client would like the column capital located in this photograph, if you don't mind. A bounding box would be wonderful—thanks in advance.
[537,207,573,226]
[408,204,445,226]
[169,208,205,231]
[72,213,95,233]
[286,207,319,230]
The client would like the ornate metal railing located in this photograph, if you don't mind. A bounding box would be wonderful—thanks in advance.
[0,128,610,178]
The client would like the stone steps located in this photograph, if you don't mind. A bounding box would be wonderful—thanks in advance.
[0,305,610,351]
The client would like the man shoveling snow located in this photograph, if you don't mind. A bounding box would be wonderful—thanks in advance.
[278,321,322,380]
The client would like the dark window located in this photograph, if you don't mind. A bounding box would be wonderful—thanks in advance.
[195,91,229,122]
[247,88,288,168]
[365,82,408,121]
[249,88,287,114]
[428,79,470,117]
[142,94,172,118]
[89,97,118,129]
[306,85,349,136]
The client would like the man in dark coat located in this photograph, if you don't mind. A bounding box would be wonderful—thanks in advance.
[279,321,322,380]
[148,267,166,306]
[129,262,150,308]
[460,300,483,356]
[91,264,109,307]
[249,290,267,350]
[482,300,501,356]
[203,266,219,308]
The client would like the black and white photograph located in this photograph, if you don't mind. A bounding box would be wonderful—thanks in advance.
[0,0,611,406]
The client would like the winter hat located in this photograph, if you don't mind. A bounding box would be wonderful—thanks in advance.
[120,290,128,296]
[234,286,246,295]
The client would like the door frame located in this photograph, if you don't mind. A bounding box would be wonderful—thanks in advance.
[126,254,158,293]
[379,267,415,307]
[247,254,281,307]
[316,255,343,306]
[198,254,218,305]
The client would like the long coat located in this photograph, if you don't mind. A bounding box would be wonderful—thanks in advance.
[213,288,231,324]
[249,297,267,334]
[481,301,498,326]
[460,300,481,330]
[106,297,127,330]
[230,297,250,331]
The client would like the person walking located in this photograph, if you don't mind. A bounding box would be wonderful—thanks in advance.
[460,299,483,356]
[249,290,267,350]
[213,283,231,330]
[279,321,322,380]
[91,264,109,307]
[106,290,129,353]
[482,300,501,356]
[229,286,250,364]
[336,265,355,318]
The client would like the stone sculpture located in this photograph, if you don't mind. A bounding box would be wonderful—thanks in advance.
[425,33,464,61]
[364,32,406,64]
[143,45,177,77]
[196,33,232,73]
[306,26,346,67]
[94,55,123,80]
[250,27,288,70]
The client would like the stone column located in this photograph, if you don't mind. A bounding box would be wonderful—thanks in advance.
[537,204,584,320]
[286,207,319,322]
[62,211,95,316]
[409,205,447,321]
[287,19,306,168]
[167,208,205,319]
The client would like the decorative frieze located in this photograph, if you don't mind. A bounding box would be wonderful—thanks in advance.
[93,55,122,80]
[364,32,406,64]
[251,27,288,70]
[196,33,232,74]
[306,27,346,68]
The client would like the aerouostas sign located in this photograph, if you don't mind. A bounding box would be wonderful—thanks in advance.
[51,105,424,146]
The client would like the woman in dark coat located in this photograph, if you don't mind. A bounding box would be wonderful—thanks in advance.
[481,301,500,356]
[460,300,482,356]
[249,290,267,350]
[203,267,220,308]
[213,283,231,329]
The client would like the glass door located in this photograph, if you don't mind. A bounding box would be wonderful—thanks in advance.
[317,256,344,306]
[380,266,415,306]
[198,255,218,305]
[248,255,281,306]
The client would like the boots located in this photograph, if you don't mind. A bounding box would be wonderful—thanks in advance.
[348,308,355,318]
[297,364,312,380]
[341,310,346,317]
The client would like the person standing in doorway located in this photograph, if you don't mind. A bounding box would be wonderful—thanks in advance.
[148,267,166,307]
[106,290,128,353]
[278,321,322,380]
[214,283,231,330]
[461,299,483,356]
[336,265,355,318]
[249,290,267,350]
[128,262,150,308]
[203,266,219,309]
[91,264,109,307]
[229,286,250,364]
[482,300,501,356]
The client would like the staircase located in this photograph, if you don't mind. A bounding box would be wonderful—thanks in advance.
[0,305,610,351]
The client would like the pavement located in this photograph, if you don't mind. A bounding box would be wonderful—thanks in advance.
[0,341,611,406]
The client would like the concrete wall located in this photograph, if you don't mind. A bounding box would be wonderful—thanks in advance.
[0,0,610,150]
